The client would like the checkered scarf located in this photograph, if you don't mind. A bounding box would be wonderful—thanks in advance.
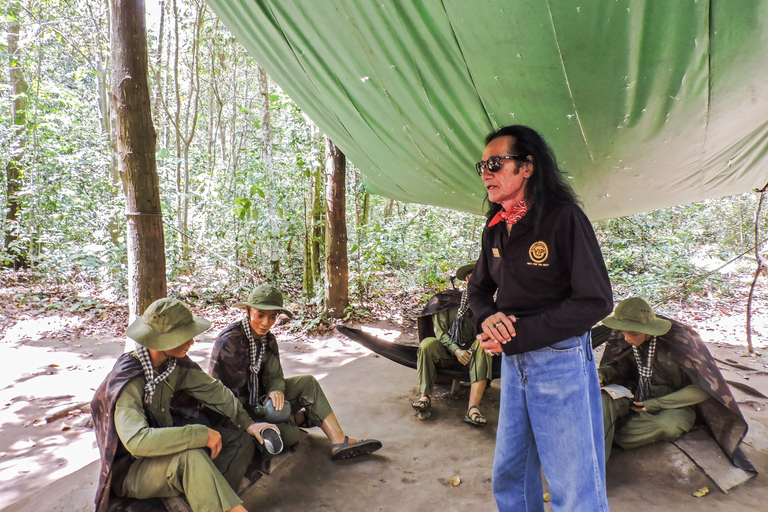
[631,336,657,402]
[242,316,266,406]
[448,290,470,348]
[134,344,176,404]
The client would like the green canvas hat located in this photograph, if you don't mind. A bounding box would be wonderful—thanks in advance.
[601,298,671,336]
[455,263,476,282]
[233,284,293,318]
[126,298,212,351]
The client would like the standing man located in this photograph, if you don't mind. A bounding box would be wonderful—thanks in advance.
[469,125,613,511]
[412,263,493,426]
[209,284,382,460]
[91,298,275,512]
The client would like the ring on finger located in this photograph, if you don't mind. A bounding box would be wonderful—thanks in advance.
[494,322,503,327]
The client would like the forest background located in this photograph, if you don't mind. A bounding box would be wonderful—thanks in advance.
[1,0,766,344]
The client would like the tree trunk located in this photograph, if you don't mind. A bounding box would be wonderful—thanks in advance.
[310,123,324,283]
[384,198,395,220]
[92,0,122,248]
[5,13,28,269]
[111,0,167,322]
[258,65,280,275]
[302,123,325,297]
[324,137,348,318]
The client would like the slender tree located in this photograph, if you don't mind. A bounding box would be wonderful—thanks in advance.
[5,2,28,268]
[324,137,348,317]
[111,0,167,321]
[258,65,280,275]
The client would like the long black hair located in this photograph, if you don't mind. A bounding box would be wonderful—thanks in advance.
[482,125,578,230]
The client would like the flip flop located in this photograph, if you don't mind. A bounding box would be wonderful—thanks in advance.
[330,436,382,460]
[411,396,431,411]
[464,405,487,427]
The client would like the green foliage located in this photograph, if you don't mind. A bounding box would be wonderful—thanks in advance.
[595,194,764,304]
[2,0,764,327]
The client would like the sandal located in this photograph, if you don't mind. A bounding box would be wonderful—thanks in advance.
[330,436,382,461]
[464,405,487,427]
[411,395,431,411]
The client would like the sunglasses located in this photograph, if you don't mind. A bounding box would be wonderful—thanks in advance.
[475,155,523,176]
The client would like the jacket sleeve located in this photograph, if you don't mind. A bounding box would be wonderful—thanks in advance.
[643,385,710,413]
[433,309,460,354]
[508,207,613,354]
[467,230,499,331]
[598,356,634,386]
[114,378,209,457]
[262,351,286,395]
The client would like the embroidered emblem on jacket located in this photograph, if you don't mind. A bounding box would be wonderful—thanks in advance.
[492,248,501,258]
[528,241,549,266]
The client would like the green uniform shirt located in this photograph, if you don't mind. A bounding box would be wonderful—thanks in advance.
[115,359,253,457]
[599,344,709,414]
[433,307,476,355]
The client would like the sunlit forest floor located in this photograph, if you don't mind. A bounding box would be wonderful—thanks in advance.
[0,271,766,510]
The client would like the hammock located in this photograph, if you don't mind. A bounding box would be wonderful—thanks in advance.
[336,324,613,381]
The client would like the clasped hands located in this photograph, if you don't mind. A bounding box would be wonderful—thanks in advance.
[477,312,518,355]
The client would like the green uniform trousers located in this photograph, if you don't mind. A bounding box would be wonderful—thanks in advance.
[116,426,254,511]
[416,337,492,396]
[250,374,334,448]
[601,392,696,460]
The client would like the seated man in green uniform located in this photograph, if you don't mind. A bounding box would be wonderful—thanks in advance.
[209,284,382,460]
[599,297,725,460]
[412,263,493,426]
[91,298,275,512]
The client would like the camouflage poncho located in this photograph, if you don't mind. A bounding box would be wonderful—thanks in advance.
[600,317,755,473]
[417,290,463,343]
[90,352,201,512]
[208,321,281,401]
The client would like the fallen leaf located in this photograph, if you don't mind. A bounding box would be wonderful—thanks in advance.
[48,363,59,367]
[449,476,461,487]
[693,487,709,497]
[543,493,551,502]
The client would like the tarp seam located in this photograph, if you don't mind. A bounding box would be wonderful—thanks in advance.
[700,0,714,191]
[545,0,593,162]
[440,0,493,129]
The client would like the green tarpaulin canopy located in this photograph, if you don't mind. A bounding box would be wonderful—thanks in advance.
[203,0,768,220]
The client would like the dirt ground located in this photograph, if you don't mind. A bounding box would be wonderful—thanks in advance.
[1,307,767,511]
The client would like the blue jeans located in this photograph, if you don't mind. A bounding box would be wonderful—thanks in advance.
[493,333,608,512]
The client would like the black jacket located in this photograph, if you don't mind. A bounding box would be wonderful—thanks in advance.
[468,201,613,355]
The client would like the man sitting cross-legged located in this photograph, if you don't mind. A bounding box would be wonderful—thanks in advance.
[599,297,751,467]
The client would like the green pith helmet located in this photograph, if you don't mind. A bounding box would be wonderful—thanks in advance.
[126,298,211,351]
[455,263,476,282]
[602,298,672,336]
[233,284,293,318]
